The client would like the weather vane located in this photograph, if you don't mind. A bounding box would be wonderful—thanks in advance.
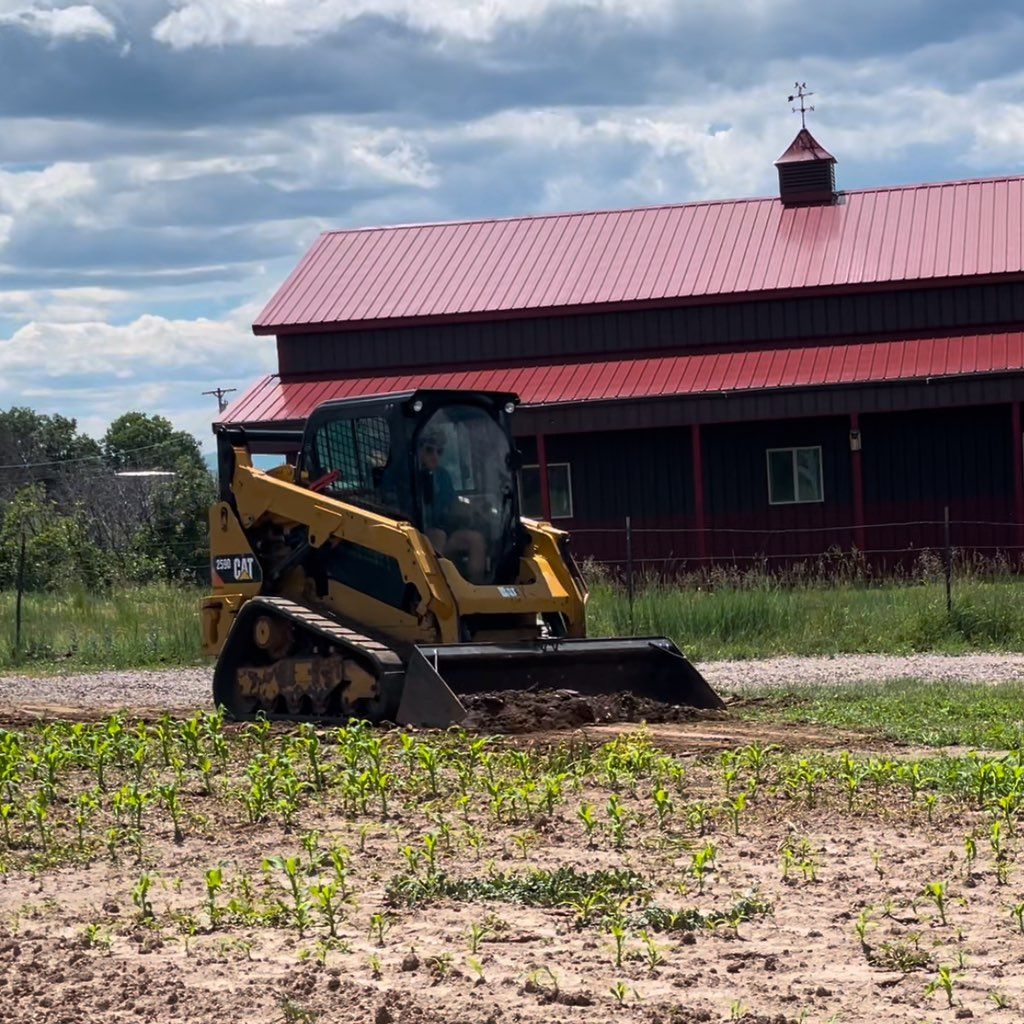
[788,82,814,129]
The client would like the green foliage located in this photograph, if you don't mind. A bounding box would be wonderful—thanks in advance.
[102,412,205,474]
[385,865,649,912]
[740,678,1024,749]
[587,575,1024,661]
[0,485,109,592]
[0,406,215,606]
[0,584,200,670]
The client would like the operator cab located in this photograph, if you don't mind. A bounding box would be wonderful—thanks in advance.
[297,390,525,585]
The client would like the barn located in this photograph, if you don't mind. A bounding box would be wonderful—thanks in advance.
[219,127,1024,570]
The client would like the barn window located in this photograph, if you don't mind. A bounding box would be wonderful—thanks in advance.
[766,446,823,505]
[519,463,574,519]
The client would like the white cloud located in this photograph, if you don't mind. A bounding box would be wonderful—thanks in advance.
[151,0,674,48]
[0,305,275,447]
[0,2,116,41]
[0,161,97,235]
[0,285,127,322]
[0,307,269,381]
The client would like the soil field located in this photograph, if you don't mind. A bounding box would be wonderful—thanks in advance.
[3,651,1024,722]
[2,692,1023,1024]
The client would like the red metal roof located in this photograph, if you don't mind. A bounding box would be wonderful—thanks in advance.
[254,175,1024,334]
[221,331,1024,425]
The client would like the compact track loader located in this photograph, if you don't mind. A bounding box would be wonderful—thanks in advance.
[202,389,723,727]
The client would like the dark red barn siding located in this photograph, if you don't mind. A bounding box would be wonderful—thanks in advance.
[276,281,1024,378]
[861,404,1016,555]
[542,429,697,566]
[701,417,856,561]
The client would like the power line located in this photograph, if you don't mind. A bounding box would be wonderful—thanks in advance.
[0,437,194,471]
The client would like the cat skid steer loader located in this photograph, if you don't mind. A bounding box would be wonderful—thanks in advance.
[202,389,722,727]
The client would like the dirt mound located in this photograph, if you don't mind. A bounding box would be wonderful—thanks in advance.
[460,687,715,734]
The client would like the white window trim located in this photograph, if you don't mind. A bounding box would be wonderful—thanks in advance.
[520,462,574,519]
[766,445,824,506]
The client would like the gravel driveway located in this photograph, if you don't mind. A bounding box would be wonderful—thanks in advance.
[2,652,1024,716]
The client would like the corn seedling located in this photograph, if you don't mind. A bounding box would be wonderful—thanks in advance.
[921,881,949,925]
[264,855,311,935]
[606,795,628,850]
[652,788,673,830]
[299,830,323,873]
[277,997,319,1024]
[422,831,439,876]
[131,872,155,921]
[369,911,392,946]
[79,923,112,951]
[608,918,629,967]
[854,908,875,952]
[989,991,1012,1009]
[640,929,664,970]
[467,920,492,953]
[686,801,711,836]
[924,965,957,1008]
[610,981,628,1007]
[689,842,717,894]
[1010,901,1024,934]
[964,834,978,877]
[205,866,225,926]
[308,881,342,937]
[577,803,598,847]
[156,782,184,843]
[727,792,747,835]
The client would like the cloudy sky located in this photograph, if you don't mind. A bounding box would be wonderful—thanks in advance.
[2,0,1024,451]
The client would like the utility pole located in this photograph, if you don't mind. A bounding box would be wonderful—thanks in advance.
[203,387,237,414]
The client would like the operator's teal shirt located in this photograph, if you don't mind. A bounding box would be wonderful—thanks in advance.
[421,466,457,532]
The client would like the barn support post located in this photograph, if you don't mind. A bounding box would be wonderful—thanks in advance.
[1012,401,1024,557]
[690,424,708,563]
[535,432,552,522]
[849,412,866,554]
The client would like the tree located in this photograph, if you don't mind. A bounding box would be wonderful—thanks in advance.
[102,412,206,473]
[0,407,216,590]
[136,456,217,581]
[0,485,109,591]
[0,408,102,501]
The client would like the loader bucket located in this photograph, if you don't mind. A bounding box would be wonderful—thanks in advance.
[395,636,723,728]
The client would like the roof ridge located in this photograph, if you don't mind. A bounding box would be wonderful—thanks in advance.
[317,173,1024,238]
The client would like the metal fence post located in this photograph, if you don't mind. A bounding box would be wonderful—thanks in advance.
[625,515,634,635]
[943,506,952,617]
[14,528,26,658]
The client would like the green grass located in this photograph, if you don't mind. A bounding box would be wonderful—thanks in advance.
[4,576,1024,673]
[0,584,203,672]
[587,578,1024,661]
[736,678,1024,749]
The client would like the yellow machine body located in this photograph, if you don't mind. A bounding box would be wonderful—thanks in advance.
[202,390,722,726]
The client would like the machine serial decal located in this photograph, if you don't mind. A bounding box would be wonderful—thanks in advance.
[213,554,262,584]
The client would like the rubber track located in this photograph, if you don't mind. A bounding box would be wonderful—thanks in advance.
[221,595,406,719]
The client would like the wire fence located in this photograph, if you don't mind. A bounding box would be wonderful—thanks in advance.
[568,506,1024,606]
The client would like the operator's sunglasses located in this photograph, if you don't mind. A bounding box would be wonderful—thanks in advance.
[422,443,445,455]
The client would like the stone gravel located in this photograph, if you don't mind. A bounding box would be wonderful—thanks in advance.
[701,652,1024,692]
[2,652,1024,715]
